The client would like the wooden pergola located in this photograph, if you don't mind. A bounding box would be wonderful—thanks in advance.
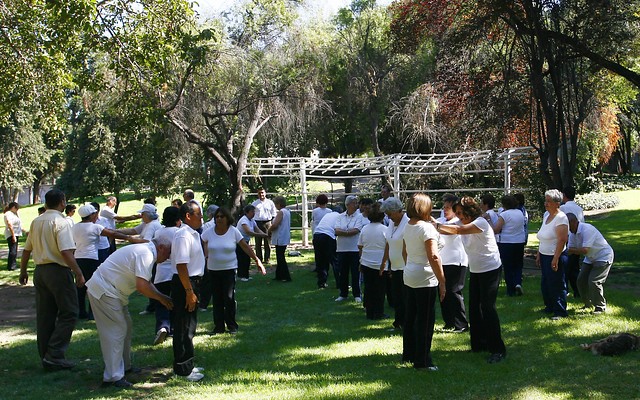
[243,147,536,245]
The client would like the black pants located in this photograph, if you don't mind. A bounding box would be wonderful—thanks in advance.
[236,243,251,279]
[469,267,506,354]
[154,281,172,333]
[210,269,238,333]
[76,258,100,319]
[171,275,200,376]
[403,285,438,368]
[254,220,272,262]
[498,242,525,296]
[275,245,291,281]
[313,233,336,287]
[440,264,469,330]
[390,269,405,328]
[337,252,360,298]
[6,237,18,270]
[362,266,385,319]
[34,264,79,360]
[198,268,213,309]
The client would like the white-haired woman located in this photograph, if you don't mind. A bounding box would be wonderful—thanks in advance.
[334,195,364,302]
[536,189,569,319]
[380,197,409,329]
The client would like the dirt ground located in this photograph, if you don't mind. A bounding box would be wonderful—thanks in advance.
[0,283,36,325]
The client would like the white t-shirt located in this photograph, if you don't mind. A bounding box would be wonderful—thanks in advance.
[202,220,215,235]
[100,206,117,230]
[437,216,468,267]
[403,221,439,288]
[171,225,205,277]
[497,209,526,244]
[335,211,364,252]
[386,213,409,271]
[237,215,257,242]
[153,226,179,284]
[201,226,244,270]
[314,212,339,239]
[3,210,22,238]
[72,222,105,260]
[312,207,332,233]
[86,242,156,304]
[252,198,277,222]
[358,222,387,269]
[570,222,614,264]
[95,216,111,250]
[560,201,584,223]
[271,208,291,246]
[459,218,501,273]
[135,219,163,241]
[537,211,569,256]
[65,216,75,227]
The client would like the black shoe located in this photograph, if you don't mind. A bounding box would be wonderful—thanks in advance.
[228,329,238,335]
[102,378,133,388]
[42,355,75,370]
[318,283,329,289]
[487,353,505,364]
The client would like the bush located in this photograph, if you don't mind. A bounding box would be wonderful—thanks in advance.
[601,174,640,192]
[578,176,604,194]
[575,192,620,211]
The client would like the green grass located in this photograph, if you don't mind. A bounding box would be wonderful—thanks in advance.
[1,257,640,399]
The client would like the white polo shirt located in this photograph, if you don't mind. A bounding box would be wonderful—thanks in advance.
[335,211,364,252]
[570,222,614,264]
[171,224,205,277]
[560,201,584,222]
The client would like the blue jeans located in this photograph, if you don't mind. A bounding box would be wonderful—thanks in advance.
[539,252,568,317]
[498,243,525,296]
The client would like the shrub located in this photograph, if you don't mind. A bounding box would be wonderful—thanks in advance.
[578,176,604,194]
[575,192,620,211]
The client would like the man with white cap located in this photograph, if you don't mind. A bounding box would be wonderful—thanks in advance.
[86,236,173,388]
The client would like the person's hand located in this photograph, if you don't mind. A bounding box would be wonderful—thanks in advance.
[256,259,266,275]
[19,271,28,285]
[535,254,541,268]
[160,295,173,310]
[551,256,559,272]
[185,290,198,312]
[131,237,148,244]
[438,281,446,302]
[75,272,86,288]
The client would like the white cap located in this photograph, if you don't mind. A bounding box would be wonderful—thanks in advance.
[138,204,157,214]
[78,204,97,218]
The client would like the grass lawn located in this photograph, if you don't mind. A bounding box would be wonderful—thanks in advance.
[0,190,639,399]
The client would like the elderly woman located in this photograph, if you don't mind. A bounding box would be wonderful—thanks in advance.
[201,207,265,334]
[536,189,569,319]
[401,194,445,371]
[3,202,24,271]
[358,203,388,320]
[334,195,364,302]
[379,197,409,330]
[436,193,469,333]
[491,195,526,297]
[237,204,268,281]
[435,196,506,364]
[268,196,292,282]
[116,204,163,241]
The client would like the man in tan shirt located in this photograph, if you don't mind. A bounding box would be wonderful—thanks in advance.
[19,189,85,370]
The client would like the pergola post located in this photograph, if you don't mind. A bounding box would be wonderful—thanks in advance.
[393,154,400,197]
[504,149,512,194]
[300,157,309,246]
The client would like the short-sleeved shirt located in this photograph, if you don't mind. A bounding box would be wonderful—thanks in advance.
[252,198,277,222]
[24,210,76,267]
[153,226,179,284]
[537,211,569,256]
[358,222,387,269]
[497,209,526,244]
[73,222,105,260]
[134,219,163,241]
[459,218,501,273]
[314,212,339,239]
[95,216,111,250]
[335,211,364,252]
[403,221,439,288]
[271,208,291,246]
[3,210,22,238]
[386,213,409,271]
[312,207,332,233]
[201,226,244,270]
[100,206,117,230]
[171,224,205,277]
[437,216,468,267]
[86,242,157,304]
[560,201,584,223]
[237,215,257,243]
[570,222,614,264]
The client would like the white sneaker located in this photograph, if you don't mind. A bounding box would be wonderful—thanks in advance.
[335,296,347,302]
[184,370,205,382]
[153,328,168,345]
[239,278,250,282]
[192,367,204,373]
[198,308,208,312]
[139,310,152,315]
[354,297,362,303]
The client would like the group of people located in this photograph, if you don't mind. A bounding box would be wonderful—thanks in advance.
[7,182,615,385]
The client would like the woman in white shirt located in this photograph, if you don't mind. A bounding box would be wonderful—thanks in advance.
[311,194,332,234]
[237,205,267,281]
[402,194,445,371]
[268,196,292,282]
[358,203,388,320]
[201,207,265,334]
[436,193,469,333]
[3,202,23,271]
[536,189,569,319]
[436,196,506,364]
[492,195,526,297]
[380,197,409,330]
